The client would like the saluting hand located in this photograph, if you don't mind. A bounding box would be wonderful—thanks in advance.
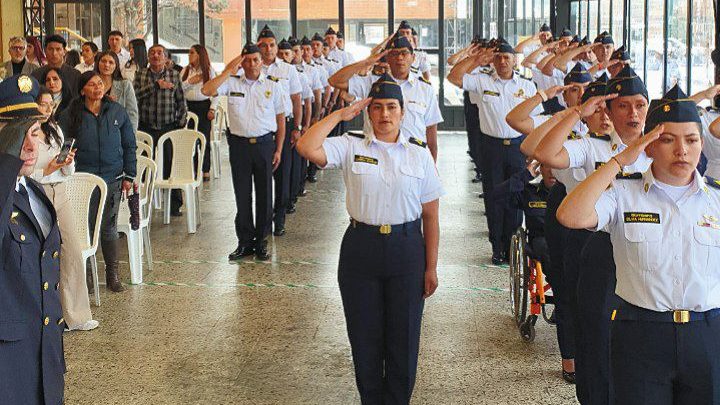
[614,124,663,167]
[700,84,720,101]
[577,93,618,119]
[361,51,389,70]
[224,54,244,75]
[339,98,372,122]
[544,84,572,100]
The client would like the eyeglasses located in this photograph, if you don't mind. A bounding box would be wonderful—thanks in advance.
[10,46,26,51]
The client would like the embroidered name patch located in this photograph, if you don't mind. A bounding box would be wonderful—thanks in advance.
[229,92,245,97]
[528,201,547,209]
[624,212,660,224]
[354,155,378,165]
[483,90,500,96]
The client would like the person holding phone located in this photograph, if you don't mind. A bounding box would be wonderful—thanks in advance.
[33,87,98,331]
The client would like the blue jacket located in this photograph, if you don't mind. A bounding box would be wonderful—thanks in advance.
[0,154,65,404]
[58,99,137,183]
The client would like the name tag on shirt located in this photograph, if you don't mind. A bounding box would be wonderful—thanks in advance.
[528,201,547,209]
[229,92,245,98]
[624,212,661,224]
[354,155,378,165]
[483,90,500,97]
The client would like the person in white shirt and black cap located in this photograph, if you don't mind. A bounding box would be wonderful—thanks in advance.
[201,43,286,261]
[297,73,443,405]
[558,83,720,405]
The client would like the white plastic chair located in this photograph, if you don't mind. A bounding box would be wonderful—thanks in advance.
[117,156,156,284]
[136,141,152,158]
[210,105,226,179]
[185,111,199,131]
[154,129,206,234]
[64,173,107,306]
[136,130,154,149]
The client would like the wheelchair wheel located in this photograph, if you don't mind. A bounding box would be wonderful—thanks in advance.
[509,228,529,326]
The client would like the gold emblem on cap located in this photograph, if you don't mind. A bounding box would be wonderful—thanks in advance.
[663,105,671,112]
[17,75,33,93]
[616,84,622,91]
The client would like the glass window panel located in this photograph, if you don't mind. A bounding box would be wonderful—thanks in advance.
[345,0,388,61]
[690,0,715,102]
[666,0,688,92]
[580,0,588,38]
[524,0,532,35]
[611,0,624,43]
[53,2,103,50]
[484,0,498,38]
[646,0,664,99]
[444,0,472,106]
[250,0,291,41]
[158,0,200,51]
[204,0,241,68]
[505,0,518,45]
[600,0,611,33]
[110,0,153,44]
[588,0,598,37]
[628,0,645,81]
[570,1,580,35]
[395,0,439,49]
[534,0,542,28]
[298,0,338,41]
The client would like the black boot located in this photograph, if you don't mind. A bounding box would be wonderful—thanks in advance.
[102,239,125,292]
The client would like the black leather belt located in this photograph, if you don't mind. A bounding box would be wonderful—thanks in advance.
[232,132,274,144]
[612,300,720,324]
[349,218,421,235]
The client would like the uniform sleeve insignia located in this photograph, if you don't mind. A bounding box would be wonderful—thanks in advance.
[410,66,420,73]
[705,176,720,190]
[408,137,427,148]
[616,172,642,180]
[347,131,365,139]
[266,75,280,82]
[567,131,581,140]
[419,76,432,85]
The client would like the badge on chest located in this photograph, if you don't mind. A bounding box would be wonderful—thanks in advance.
[354,155,378,165]
[624,212,660,224]
[229,91,245,98]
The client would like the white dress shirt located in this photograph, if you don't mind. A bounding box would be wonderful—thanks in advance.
[699,108,720,178]
[75,62,94,73]
[261,58,301,117]
[322,132,445,225]
[180,65,219,109]
[594,169,720,312]
[411,50,431,75]
[215,73,285,137]
[16,177,52,239]
[115,48,131,70]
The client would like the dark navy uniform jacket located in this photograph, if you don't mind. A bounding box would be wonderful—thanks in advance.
[0,153,65,404]
[489,168,549,241]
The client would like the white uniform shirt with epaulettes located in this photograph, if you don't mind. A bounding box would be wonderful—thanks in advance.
[293,63,313,101]
[307,59,329,90]
[260,58,302,117]
[462,70,541,139]
[411,50,431,75]
[299,61,324,101]
[699,107,720,178]
[530,114,589,189]
[348,71,443,141]
[322,132,445,225]
[594,169,720,312]
[465,66,493,105]
[328,47,353,67]
[563,130,653,193]
[314,56,339,77]
[215,72,285,137]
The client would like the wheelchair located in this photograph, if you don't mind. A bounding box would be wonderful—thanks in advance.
[509,227,555,342]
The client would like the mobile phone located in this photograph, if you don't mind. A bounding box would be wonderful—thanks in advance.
[55,138,75,164]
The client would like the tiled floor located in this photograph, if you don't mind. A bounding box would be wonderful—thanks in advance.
[63,132,578,404]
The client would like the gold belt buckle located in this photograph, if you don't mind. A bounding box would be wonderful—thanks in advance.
[379,224,392,234]
[502,139,511,146]
[249,137,257,144]
[673,310,690,324]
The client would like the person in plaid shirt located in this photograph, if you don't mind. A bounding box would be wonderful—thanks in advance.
[134,44,188,215]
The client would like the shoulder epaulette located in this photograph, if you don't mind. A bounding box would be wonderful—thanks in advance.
[418,76,431,85]
[705,176,720,190]
[408,137,427,148]
[479,68,493,75]
[266,75,279,82]
[567,130,582,140]
[347,131,365,139]
[410,66,420,73]
[589,132,612,141]
[616,172,642,180]
[231,75,242,78]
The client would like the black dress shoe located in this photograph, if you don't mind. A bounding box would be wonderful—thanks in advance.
[307,175,317,183]
[500,250,509,264]
[255,244,270,261]
[297,190,308,197]
[170,208,182,217]
[562,370,576,384]
[491,254,503,266]
[471,173,482,183]
[478,192,485,199]
[228,246,255,261]
[286,204,296,214]
[273,227,286,236]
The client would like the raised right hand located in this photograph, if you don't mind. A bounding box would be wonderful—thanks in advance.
[615,124,663,167]
[339,98,372,122]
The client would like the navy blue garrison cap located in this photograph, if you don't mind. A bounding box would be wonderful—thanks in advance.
[337,31,344,39]
[369,73,404,104]
[388,35,414,53]
[398,20,412,30]
[611,45,630,61]
[288,37,300,47]
[301,36,312,46]
[241,43,260,55]
[540,23,551,32]
[278,38,292,50]
[325,26,336,36]
[495,42,515,54]
[579,36,590,46]
[311,32,324,42]
[644,84,701,133]
[570,35,580,44]
[581,73,609,103]
[606,64,648,100]
[0,74,42,120]
[594,31,614,45]
[258,24,275,40]
[560,27,573,37]
[564,62,593,85]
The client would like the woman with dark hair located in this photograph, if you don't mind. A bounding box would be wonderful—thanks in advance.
[33,86,99,331]
[40,67,72,118]
[25,35,46,66]
[95,50,139,130]
[181,44,217,180]
[123,38,148,83]
[57,71,137,293]
[65,49,81,70]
